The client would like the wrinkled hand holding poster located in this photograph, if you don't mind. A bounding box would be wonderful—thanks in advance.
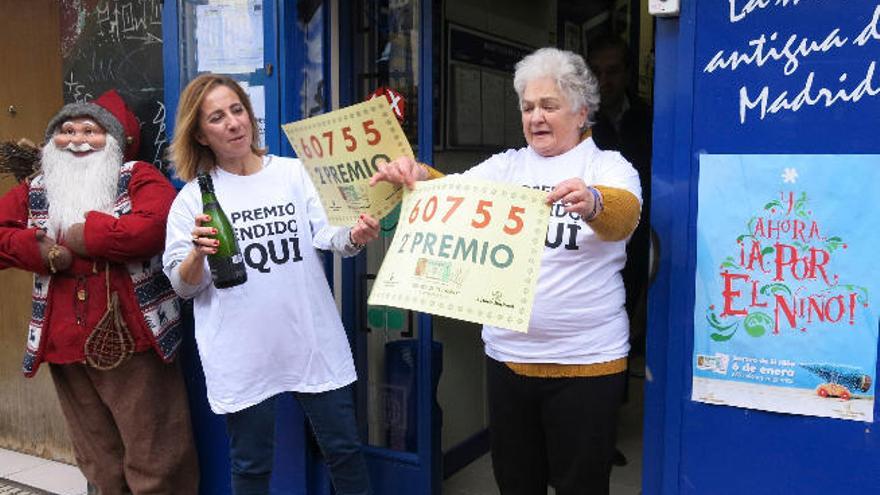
[282,98,411,225]
[693,155,880,422]
[369,177,549,332]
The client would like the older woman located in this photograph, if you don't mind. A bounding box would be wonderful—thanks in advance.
[164,74,378,495]
[370,47,641,495]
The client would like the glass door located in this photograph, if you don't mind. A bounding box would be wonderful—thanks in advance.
[339,0,440,493]
[165,2,318,494]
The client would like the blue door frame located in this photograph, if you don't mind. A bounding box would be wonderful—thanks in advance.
[162,1,333,493]
[163,0,438,493]
[337,0,440,493]
[645,2,880,494]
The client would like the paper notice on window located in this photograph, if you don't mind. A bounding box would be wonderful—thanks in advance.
[239,82,266,146]
[368,177,549,332]
[196,0,263,74]
[282,98,413,226]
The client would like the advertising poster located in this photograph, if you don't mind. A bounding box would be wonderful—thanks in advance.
[693,155,880,422]
[282,98,412,225]
[368,177,549,333]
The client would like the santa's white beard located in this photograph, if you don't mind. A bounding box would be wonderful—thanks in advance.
[41,135,122,239]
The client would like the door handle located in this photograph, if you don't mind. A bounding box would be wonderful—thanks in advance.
[359,273,376,333]
[648,227,660,285]
[8,105,17,116]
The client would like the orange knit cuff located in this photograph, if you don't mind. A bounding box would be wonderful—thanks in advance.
[419,163,445,180]
[589,186,641,241]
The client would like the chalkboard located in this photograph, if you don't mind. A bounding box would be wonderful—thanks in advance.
[59,0,168,172]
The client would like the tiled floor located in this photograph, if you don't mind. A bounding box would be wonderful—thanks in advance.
[0,450,85,495]
[1,371,643,495]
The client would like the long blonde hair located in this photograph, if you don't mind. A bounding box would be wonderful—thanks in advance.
[169,74,265,182]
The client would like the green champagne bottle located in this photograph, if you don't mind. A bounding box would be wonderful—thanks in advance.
[197,173,248,288]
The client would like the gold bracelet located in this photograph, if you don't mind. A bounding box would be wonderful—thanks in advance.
[47,244,62,274]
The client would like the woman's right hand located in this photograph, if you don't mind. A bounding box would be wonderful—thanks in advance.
[368,155,427,190]
[191,213,219,256]
[176,214,217,287]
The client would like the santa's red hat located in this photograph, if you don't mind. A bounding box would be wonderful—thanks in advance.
[44,90,141,161]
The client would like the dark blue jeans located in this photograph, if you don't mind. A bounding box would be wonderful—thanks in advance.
[225,385,371,495]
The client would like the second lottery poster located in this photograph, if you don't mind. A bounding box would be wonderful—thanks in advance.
[282,98,412,225]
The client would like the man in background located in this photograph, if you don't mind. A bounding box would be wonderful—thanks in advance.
[589,34,652,359]
[589,34,653,468]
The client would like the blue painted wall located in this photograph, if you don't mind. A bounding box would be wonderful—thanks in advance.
[647,2,880,494]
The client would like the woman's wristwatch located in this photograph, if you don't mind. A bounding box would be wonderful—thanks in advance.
[349,230,365,250]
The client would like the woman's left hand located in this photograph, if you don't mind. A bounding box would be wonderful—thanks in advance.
[546,178,595,219]
[350,214,380,246]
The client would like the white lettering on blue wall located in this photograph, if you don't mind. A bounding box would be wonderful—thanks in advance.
[728,0,806,24]
[739,62,880,123]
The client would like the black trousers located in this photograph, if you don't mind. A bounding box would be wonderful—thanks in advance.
[486,357,626,495]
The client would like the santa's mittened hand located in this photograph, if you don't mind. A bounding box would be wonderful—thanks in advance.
[64,223,88,257]
[52,245,73,272]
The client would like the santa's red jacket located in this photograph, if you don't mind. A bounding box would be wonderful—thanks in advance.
[0,161,182,375]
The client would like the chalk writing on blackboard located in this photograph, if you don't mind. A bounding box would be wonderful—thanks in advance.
[61,0,167,172]
[151,101,168,166]
[64,72,94,104]
[704,4,880,124]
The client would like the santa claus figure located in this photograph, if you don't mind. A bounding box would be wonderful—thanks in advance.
[0,90,198,493]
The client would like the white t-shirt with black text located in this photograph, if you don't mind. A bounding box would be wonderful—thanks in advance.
[164,155,357,414]
[463,138,642,365]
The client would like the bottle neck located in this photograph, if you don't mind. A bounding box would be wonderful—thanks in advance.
[201,191,219,205]
[197,171,216,195]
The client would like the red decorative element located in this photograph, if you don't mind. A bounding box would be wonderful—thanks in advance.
[93,89,142,161]
[368,87,406,122]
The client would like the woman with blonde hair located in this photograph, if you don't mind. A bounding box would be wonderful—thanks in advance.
[164,73,378,495]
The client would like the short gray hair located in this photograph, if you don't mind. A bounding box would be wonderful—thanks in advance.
[513,47,600,128]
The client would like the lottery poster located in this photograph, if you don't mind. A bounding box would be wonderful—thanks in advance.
[368,177,550,333]
[282,98,412,225]
[693,155,880,422]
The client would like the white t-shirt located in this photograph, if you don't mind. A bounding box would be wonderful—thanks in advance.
[163,155,358,414]
[463,138,642,364]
